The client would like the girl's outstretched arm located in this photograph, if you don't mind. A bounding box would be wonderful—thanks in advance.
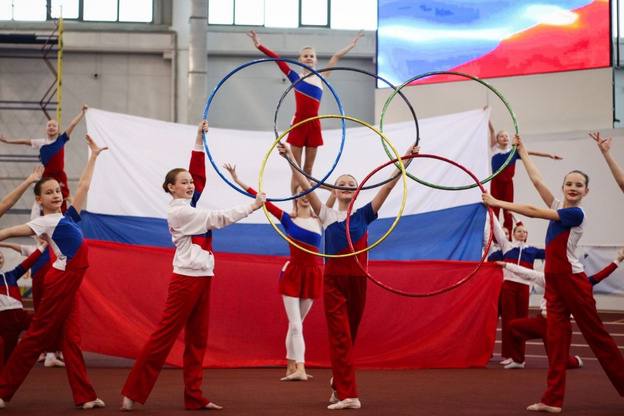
[71,134,108,213]
[0,134,31,146]
[326,31,364,74]
[0,224,36,242]
[482,192,559,221]
[0,166,44,217]
[515,135,555,207]
[277,142,323,215]
[590,132,624,192]
[65,104,88,136]
[371,145,419,214]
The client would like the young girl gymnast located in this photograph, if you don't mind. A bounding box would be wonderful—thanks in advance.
[247,30,363,199]
[121,121,265,411]
[224,163,322,381]
[0,134,108,410]
[278,141,418,410]
[482,136,624,413]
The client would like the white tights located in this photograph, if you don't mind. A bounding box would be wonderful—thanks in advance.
[282,295,313,363]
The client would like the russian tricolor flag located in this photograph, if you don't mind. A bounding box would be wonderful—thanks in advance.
[77,108,501,368]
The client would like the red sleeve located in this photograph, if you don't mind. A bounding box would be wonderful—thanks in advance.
[257,44,291,77]
[188,150,206,196]
[589,262,618,285]
[246,186,283,220]
[12,249,44,280]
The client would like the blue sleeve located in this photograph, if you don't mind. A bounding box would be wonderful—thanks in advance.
[287,71,300,84]
[280,212,293,233]
[359,202,378,225]
[512,149,521,162]
[488,250,503,262]
[534,247,546,260]
[557,207,583,228]
[65,206,81,223]
[59,132,70,143]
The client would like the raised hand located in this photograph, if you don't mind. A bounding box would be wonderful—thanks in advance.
[277,142,294,159]
[252,192,266,210]
[482,192,500,207]
[223,163,238,181]
[589,132,612,154]
[247,30,261,48]
[85,134,109,156]
[27,165,45,183]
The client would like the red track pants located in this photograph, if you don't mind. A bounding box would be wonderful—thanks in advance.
[509,314,580,368]
[0,309,32,371]
[490,177,514,238]
[0,266,97,405]
[122,273,212,409]
[500,281,530,359]
[324,274,367,401]
[541,272,624,407]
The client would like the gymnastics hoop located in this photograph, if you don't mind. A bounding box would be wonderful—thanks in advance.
[379,70,519,191]
[201,57,346,202]
[258,114,408,259]
[272,66,420,191]
[345,152,495,297]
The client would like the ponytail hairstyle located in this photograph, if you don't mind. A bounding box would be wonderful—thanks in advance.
[162,168,187,194]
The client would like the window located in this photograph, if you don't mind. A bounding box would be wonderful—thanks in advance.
[208,0,376,30]
[0,0,153,23]
[51,0,79,19]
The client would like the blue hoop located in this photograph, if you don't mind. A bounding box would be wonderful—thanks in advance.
[201,57,346,202]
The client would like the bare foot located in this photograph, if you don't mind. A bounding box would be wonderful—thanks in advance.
[526,402,562,413]
[205,402,223,410]
[280,370,309,381]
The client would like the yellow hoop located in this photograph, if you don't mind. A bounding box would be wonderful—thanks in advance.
[258,114,407,258]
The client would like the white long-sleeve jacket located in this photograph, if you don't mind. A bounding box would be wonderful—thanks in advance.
[168,198,254,276]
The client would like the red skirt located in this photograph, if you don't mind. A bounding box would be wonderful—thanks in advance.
[279,260,323,299]
[287,116,323,148]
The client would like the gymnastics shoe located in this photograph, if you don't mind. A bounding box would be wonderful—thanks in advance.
[327,398,361,410]
[204,402,223,410]
[574,355,583,368]
[526,402,562,413]
[499,358,512,365]
[44,353,65,368]
[82,398,106,409]
[121,396,134,411]
[0,398,5,409]
[280,371,308,381]
[504,360,525,369]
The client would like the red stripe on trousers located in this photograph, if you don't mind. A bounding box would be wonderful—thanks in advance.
[122,273,212,409]
[509,314,580,369]
[541,272,624,407]
[0,266,97,405]
[500,280,529,359]
[324,274,367,400]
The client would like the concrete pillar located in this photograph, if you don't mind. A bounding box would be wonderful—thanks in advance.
[187,0,207,123]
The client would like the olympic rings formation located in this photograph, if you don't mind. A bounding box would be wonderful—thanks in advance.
[379,71,519,191]
[203,63,514,296]
[345,152,495,297]
[272,66,420,191]
[258,114,408,259]
[201,57,346,202]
